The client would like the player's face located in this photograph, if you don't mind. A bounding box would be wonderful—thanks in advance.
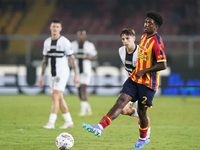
[78,33,87,42]
[143,17,158,35]
[50,23,62,35]
[121,34,135,50]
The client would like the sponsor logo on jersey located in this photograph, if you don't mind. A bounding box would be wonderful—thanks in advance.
[78,49,84,53]
[47,53,64,57]
[140,46,146,51]
[138,52,149,61]
[50,45,56,49]
[125,66,133,73]
[125,60,132,65]
[47,51,65,57]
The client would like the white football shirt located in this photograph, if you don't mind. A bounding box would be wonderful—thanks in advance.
[43,36,74,77]
[119,45,139,78]
[71,40,97,75]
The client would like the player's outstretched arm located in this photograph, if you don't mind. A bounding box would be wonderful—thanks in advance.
[68,54,79,84]
[38,56,48,87]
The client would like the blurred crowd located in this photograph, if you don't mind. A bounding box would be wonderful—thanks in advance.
[0,0,200,35]
[56,0,200,35]
[0,0,27,13]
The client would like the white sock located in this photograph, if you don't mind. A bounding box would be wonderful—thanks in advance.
[130,107,138,117]
[139,137,146,140]
[147,127,151,139]
[80,101,89,112]
[62,112,73,124]
[97,124,103,129]
[135,101,138,109]
[48,113,57,124]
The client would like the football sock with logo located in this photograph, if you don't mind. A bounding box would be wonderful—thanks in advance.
[99,115,112,129]
[139,126,148,139]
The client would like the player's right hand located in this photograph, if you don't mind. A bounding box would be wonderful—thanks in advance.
[38,76,44,87]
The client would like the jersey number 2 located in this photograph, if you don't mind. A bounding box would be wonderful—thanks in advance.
[142,96,147,104]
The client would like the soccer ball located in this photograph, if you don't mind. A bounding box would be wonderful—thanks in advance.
[55,132,74,150]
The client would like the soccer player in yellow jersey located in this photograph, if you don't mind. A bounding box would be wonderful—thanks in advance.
[82,11,167,149]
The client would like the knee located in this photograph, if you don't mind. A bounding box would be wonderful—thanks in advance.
[52,90,62,101]
[121,108,127,115]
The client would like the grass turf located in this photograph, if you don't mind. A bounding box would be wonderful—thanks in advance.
[0,94,199,150]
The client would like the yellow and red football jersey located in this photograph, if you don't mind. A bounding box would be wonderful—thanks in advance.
[130,32,166,91]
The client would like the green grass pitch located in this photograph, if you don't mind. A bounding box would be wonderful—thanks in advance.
[0,94,199,150]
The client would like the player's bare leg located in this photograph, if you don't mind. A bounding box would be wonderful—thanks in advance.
[122,101,151,140]
[82,93,132,136]
[137,104,148,132]
[78,84,92,116]
[106,93,132,120]
[51,90,61,114]
[82,93,132,135]
[43,90,60,129]
[43,90,73,129]
[131,105,149,149]
[58,91,74,129]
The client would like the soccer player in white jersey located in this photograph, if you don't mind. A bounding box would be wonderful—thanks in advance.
[119,28,151,140]
[71,30,98,116]
[38,20,79,129]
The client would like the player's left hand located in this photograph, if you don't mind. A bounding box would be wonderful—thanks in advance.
[135,70,145,78]
[83,54,88,59]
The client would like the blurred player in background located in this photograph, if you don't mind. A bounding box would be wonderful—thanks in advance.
[82,11,167,149]
[38,20,79,129]
[119,28,151,140]
[71,30,98,116]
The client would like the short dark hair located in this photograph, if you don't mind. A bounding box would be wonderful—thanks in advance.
[146,11,163,27]
[51,19,62,25]
[120,28,135,37]
[77,30,87,35]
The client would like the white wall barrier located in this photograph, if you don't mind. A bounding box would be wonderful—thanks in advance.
[0,65,170,96]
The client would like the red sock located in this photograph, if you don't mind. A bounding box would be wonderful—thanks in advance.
[99,115,112,129]
[137,119,140,126]
[139,126,148,138]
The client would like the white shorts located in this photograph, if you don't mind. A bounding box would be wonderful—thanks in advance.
[75,73,91,88]
[50,75,69,92]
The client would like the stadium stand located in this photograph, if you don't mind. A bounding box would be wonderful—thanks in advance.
[0,0,199,64]
[0,0,30,33]
[32,0,199,54]
[0,12,12,31]
[0,0,199,36]
[5,12,22,33]
[6,0,56,55]
[43,0,199,35]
